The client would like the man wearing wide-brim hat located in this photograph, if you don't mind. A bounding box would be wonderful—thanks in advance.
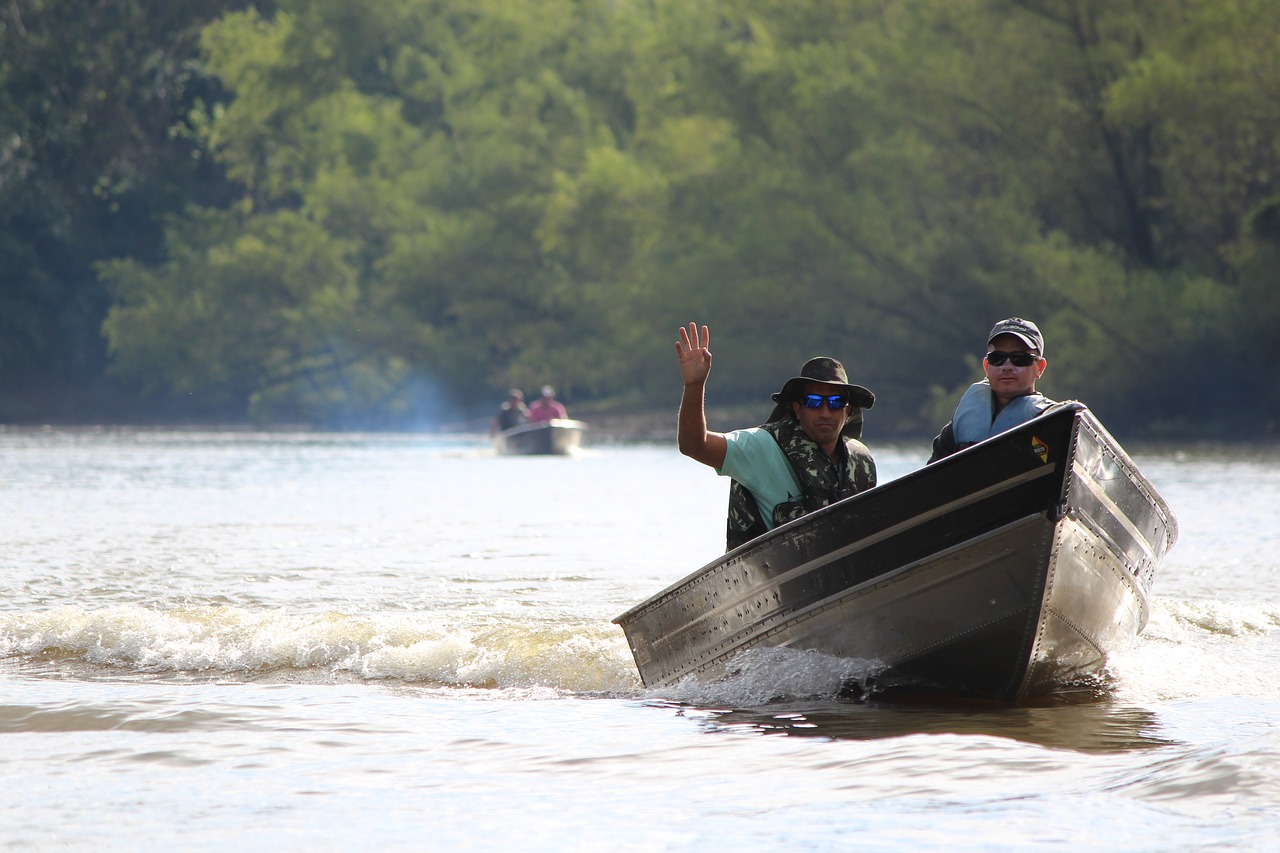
[676,322,878,552]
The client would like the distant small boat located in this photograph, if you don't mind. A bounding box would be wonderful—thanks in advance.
[492,419,587,456]
[614,403,1178,703]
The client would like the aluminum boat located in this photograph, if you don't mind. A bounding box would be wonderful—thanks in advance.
[614,403,1177,702]
[492,419,587,456]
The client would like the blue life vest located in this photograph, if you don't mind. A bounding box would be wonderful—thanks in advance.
[952,382,1052,446]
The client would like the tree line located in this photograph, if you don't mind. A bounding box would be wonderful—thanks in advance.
[3,0,1278,439]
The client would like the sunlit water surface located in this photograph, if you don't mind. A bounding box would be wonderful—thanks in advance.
[2,429,1278,851]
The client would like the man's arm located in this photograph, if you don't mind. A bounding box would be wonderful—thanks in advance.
[927,422,962,464]
[676,322,728,469]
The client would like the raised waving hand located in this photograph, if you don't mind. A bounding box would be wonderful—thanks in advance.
[676,323,712,386]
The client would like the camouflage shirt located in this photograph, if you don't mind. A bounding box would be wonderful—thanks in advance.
[725,416,876,551]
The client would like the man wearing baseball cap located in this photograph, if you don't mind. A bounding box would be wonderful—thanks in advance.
[527,385,569,422]
[675,322,877,551]
[928,317,1054,463]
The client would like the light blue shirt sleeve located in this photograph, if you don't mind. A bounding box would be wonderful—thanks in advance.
[717,428,803,530]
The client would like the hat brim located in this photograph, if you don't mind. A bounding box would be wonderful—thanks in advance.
[771,377,875,409]
[987,332,1042,354]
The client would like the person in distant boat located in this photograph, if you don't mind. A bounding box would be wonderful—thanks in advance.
[675,322,877,551]
[928,317,1055,463]
[527,385,568,422]
[491,389,530,434]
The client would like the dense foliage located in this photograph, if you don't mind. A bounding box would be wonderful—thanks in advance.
[5,0,1279,437]
[0,0,263,420]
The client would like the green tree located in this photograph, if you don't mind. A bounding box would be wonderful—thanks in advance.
[104,0,652,424]
[0,0,260,421]
[87,0,1280,436]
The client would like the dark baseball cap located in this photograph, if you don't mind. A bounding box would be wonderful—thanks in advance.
[987,317,1044,355]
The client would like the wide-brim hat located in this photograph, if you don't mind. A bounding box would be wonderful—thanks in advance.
[770,356,876,409]
[764,356,873,440]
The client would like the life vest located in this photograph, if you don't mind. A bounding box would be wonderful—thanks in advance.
[725,416,876,551]
[951,381,1052,446]
[495,404,527,431]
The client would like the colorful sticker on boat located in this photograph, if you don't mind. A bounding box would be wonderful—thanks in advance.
[1031,436,1048,463]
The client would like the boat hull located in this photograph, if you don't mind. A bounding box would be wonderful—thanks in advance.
[493,419,587,456]
[613,404,1176,702]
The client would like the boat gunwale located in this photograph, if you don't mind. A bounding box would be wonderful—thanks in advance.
[494,418,588,439]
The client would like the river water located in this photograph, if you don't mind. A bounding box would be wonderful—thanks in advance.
[1,428,1278,851]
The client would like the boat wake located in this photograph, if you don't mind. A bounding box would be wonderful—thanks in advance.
[4,596,1274,705]
[1105,596,1280,703]
[1148,597,1280,638]
[1,604,640,694]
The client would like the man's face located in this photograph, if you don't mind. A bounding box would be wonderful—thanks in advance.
[791,381,849,446]
[984,333,1046,400]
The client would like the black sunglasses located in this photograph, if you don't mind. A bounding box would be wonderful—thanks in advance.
[986,350,1040,367]
[801,394,849,410]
